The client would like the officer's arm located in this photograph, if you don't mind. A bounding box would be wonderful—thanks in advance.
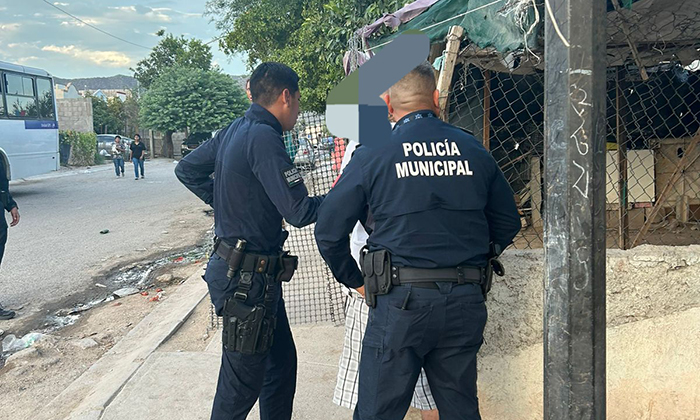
[315,156,367,289]
[248,128,323,228]
[0,160,17,212]
[174,129,223,206]
[484,166,522,250]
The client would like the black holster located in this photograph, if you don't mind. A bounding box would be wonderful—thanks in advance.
[360,249,392,308]
[483,243,505,301]
[221,298,276,355]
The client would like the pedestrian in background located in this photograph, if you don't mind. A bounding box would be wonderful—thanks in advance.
[112,135,125,177]
[130,134,147,180]
[0,158,20,320]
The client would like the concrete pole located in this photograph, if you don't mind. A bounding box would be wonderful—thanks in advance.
[543,0,607,419]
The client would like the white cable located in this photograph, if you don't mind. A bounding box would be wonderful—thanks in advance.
[544,0,570,47]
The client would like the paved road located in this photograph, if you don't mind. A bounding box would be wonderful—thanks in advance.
[0,159,212,315]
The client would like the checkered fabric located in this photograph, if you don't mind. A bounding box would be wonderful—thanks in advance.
[332,289,437,411]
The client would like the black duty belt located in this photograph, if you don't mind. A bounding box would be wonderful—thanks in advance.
[214,239,280,275]
[390,266,484,289]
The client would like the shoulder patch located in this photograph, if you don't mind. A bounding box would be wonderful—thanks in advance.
[281,166,303,188]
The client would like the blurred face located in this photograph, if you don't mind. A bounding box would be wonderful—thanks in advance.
[134,134,140,142]
[115,137,120,143]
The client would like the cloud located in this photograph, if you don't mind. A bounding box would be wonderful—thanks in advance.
[0,24,21,31]
[41,45,132,67]
[53,2,70,5]
[16,56,40,65]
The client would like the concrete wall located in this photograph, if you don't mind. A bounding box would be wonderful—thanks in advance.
[56,98,93,133]
[479,245,700,418]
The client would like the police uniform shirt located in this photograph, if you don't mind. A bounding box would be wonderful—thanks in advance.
[0,159,17,230]
[315,110,521,289]
[176,103,323,253]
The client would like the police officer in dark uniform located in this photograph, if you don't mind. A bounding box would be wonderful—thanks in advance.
[315,61,521,420]
[175,62,324,420]
[0,157,20,320]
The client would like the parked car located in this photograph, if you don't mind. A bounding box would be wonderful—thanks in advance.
[294,137,316,169]
[181,132,212,157]
[97,134,132,159]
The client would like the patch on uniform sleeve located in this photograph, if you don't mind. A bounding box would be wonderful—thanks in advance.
[281,166,303,188]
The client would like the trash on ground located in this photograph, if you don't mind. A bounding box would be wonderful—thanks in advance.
[95,283,107,288]
[174,256,184,262]
[156,288,163,293]
[140,291,149,296]
[100,229,110,234]
[2,332,44,353]
[113,287,140,298]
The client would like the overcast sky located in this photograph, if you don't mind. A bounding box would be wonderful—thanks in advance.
[0,0,248,79]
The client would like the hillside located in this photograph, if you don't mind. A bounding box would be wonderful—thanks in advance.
[54,74,138,91]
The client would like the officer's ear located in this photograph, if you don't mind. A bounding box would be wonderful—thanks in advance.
[382,93,395,116]
[432,89,440,110]
[282,89,292,106]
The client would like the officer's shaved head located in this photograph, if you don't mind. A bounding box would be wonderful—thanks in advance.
[249,62,300,107]
[386,61,437,110]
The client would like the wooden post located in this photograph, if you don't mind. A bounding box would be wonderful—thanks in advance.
[149,129,156,159]
[616,68,630,249]
[437,25,464,121]
[482,69,492,151]
[529,156,542,227]
[632,130,700,247]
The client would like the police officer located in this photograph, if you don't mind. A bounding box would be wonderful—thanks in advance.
[175,62,323,420]
[315,61,521,420]
[0,157,20,320]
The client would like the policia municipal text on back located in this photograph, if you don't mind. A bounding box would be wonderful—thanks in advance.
[175,62,324,420]
[315,61,521,420]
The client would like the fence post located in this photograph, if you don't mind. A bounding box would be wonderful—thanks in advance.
[616,67,630,249]
[482,69,491,151]
[437,25,464,120]
[544,0,607,419]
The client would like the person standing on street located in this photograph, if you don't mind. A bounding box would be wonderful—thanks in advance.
[112,135,126,177]
[175,62,324,420]
[315,62,521,420]
[0,158,20,320]
[130,133,147,180]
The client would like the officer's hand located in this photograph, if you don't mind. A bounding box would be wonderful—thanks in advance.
[355,286,365,298]
[10,207,20,227]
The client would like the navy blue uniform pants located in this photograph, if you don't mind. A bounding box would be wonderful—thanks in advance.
[205,253,297,420]
[354,283,487,420]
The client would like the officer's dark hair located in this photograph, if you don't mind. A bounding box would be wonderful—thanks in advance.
[249,62,299,107]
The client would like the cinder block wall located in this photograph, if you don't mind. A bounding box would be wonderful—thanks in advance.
[56,98,93,133]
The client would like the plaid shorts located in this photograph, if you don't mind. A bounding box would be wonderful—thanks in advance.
[333,289,436,411]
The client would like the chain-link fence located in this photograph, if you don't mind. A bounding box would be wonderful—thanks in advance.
[281,113,346,326]
[445,0,700,249]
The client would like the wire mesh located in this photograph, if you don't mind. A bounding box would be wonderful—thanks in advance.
[281,112,346,326]
[445,0,700,249]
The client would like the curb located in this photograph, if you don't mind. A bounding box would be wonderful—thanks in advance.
[9,159,176,185]
[35,265,209,420]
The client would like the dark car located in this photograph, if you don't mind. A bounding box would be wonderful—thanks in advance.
[181,132,212,157]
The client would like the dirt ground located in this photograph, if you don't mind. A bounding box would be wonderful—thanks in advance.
[0,262,203,420]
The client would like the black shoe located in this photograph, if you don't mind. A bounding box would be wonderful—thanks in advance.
[135,178,139,180]
[0,307,16,320]
[141,176,144,179]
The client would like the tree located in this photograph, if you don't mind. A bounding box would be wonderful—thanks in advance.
[140,66,248,158]
[86,93,111,134]
[205,0,402,113]
[132,33,213,89]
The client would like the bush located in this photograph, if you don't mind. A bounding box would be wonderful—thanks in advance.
[94,152,106,165]
[59,131,97,166]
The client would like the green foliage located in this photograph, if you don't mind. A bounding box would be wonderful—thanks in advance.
[206,0,402,112]
[139,66,248,134]
[59,131,97,166]
[94,152,106,165]
[85,92,140,136]
[132,33,214,89]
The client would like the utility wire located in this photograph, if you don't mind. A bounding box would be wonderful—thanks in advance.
[40,0,152,50]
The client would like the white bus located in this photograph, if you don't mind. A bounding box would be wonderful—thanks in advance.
[0,60,59,180]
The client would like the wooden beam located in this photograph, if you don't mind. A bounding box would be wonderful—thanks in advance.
[482,69,491,151]
[529,156,542,227]
[632,130,700,247]
[616,67,630,249]
[437,25,464,121]
[610,0,649,81]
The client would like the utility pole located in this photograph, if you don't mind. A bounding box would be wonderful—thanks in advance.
[543,0,607,419]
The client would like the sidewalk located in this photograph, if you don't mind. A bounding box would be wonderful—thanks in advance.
[33,267,381,420]
[9,158,176,185]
